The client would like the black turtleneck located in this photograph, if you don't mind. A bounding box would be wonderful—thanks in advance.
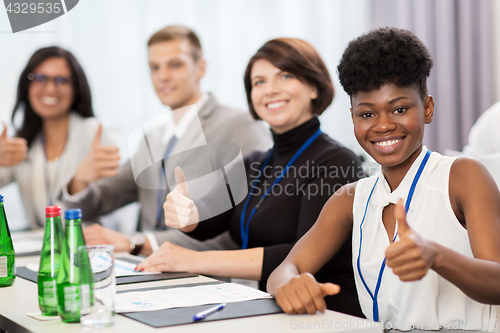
[272,116,320,154]
[189,117,364,317]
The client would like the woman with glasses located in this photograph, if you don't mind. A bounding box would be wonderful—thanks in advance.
[0,46,119,228]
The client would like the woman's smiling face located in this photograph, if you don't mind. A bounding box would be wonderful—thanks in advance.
[351,83,434,170]
[250,59,317,134]
[28,57,74,120]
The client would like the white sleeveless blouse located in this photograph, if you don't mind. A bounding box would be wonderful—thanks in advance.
[352,147,499,331]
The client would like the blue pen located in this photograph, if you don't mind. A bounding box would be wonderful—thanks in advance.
[193,303,226,321]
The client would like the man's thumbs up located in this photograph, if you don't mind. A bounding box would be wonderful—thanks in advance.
[0,121,28,167]
[174,166,190,198]
[164,166,199,229]
[386,199,437,281]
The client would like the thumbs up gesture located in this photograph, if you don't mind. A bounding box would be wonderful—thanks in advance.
[0,122,28,167]
[274,273,341,314]
[69,124,120,194]
[385,199,438,281]
[164,166,199,229]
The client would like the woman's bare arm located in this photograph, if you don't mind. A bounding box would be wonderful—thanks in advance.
[267,182,357,313]
[386,157,500,304]
[436,157,500,303]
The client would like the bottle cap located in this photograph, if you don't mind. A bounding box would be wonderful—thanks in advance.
[0,194,3,202]
[65,209,82,220]
[45,205,61,218]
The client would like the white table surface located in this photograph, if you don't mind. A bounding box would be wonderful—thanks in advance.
[0,253,382,333]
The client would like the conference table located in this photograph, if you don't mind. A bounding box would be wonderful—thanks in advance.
[0,243,381,333]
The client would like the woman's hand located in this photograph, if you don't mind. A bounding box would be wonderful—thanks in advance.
[69,124,120,194]
[0,122,27,167]
[274,272,340,314]
[164,166,199,231]
[136,241,197,273]
[385,199,439,281]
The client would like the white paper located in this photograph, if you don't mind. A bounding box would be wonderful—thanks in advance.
[115,282,272,313]
[12,229,44,254]
[25,259,160,277]
[26,264,40,272]
[112,258,160,276]
[13,239,43,254]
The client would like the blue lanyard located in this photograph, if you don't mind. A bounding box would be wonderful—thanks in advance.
[239,129,322,249]
[357,149,431,322]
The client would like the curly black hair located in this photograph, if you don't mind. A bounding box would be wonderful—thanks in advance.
[337,27,433,100]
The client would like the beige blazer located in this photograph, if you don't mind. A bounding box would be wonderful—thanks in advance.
[0,113,116,228]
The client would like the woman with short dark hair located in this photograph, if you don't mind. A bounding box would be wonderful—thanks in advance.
[0,46,119,228]
[138,38,364,317]
[243,38,334,119]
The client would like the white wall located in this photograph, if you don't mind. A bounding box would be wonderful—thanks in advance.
[0,0,372,229]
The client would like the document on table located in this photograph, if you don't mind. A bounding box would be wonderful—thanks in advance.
[116,282,272,313]
[113,258,161,276]
[11,229,44,254]
[25,258,160,277]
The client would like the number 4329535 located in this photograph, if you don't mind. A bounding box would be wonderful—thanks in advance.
[5,2,61,14]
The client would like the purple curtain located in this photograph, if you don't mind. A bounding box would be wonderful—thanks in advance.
[371,0,494,152]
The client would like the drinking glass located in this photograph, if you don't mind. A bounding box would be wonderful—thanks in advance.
[79,245,115,329]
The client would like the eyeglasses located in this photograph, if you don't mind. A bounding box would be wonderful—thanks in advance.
[27,72,74,92]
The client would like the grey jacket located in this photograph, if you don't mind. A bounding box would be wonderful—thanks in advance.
[60,94,271,246]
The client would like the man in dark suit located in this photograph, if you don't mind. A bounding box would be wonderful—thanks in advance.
[61,25,271,255]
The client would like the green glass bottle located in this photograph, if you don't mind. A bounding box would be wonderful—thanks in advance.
[0,194,15,287]
[37,206,63,315]
[56,209,93,323]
